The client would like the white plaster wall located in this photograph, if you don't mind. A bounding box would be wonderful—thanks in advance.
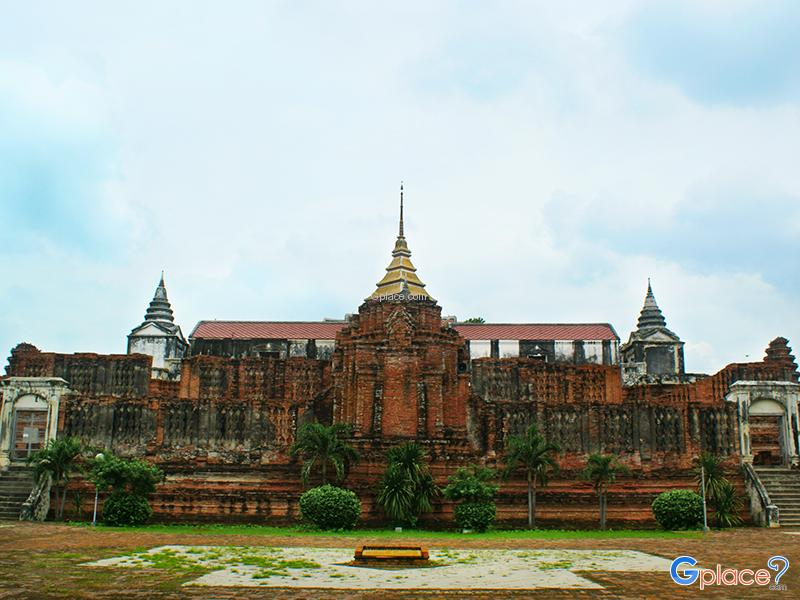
[289,339,308,357]
[584,341,603,364]
[554,341,574,362]
[499,340,519,358]
[129,337,167,368]
[470,340,491,359]
[316,340,335,360]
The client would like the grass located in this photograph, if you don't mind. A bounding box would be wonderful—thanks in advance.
[68,522,703,539]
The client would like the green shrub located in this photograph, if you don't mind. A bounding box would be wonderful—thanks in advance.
[651,489,703,530]
[102,492,153,526]
[90,455,164,496]
[453,501,496,532]
[299,484,361,530]
[711,480,743,528]
[444,465,499,503]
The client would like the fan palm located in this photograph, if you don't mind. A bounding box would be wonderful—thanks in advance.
[502,424,560,528]
[580,453,629,530]
[290,422,358,485]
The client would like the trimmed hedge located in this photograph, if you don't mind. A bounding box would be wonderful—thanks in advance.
[651,489,704,530]
[453,501,496,532]
[299,484,361,530]
[102,492,153,526]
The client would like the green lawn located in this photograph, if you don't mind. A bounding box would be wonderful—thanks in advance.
[68,522,703,539]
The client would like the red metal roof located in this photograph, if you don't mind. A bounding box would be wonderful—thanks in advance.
[453,323,618,341]
[190,321,618,341]
[190,321,346,340]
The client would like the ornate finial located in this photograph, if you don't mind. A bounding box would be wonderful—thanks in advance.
[145,272,174,322]
[637,280,666,329]
[367,182,433,302]
[399,181,404,238]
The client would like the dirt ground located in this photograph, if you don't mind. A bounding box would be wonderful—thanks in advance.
[0,521,797,599]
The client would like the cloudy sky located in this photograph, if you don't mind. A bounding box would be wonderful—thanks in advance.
[1,1,798,374]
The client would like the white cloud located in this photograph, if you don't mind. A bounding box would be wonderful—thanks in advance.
[0,1,797,374]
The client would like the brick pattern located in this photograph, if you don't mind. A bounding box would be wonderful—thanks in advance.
[3,322,797,525]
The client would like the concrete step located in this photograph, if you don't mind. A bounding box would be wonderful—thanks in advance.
[0,478,34,485]
[0,496,29,503]
[0,495,27,502]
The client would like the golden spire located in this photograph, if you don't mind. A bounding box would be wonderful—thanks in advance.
[368,184,433,301]
[399,181,404,238]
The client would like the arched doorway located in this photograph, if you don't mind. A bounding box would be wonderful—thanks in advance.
[749,398,786,466]
[11,394,49,460]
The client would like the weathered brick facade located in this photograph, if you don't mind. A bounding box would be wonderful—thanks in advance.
[3,320,797,526]
[2,204,798,527]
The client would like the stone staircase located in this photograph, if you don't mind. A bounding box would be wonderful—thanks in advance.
[754,466,800,527]
[0,464,35,520]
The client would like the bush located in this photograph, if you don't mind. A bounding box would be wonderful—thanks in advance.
[299,484,361,530]
[651,489,704,530]
[91,455,164,496]
[443,465,499,503]
[711,480,743,528]
[102,492,153,526]
[453,501,496,532]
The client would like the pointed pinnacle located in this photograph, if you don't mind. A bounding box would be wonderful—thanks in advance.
[399,182,404,238]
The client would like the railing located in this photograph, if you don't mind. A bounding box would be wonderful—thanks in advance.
[742,463,779,527]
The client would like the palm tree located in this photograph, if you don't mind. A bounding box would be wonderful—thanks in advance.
[377,442,440,526]
[580,453,629,530]
[692,452,728,501]
[376,463,415,525]
[709,480,743,528]
[290,422,358,485]
[27,436,84,520]
[502,424,560,528]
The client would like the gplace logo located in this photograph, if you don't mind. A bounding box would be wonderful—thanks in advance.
[670,555,789,591]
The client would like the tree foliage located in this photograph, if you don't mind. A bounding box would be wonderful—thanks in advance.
[692,453,742,528]
[453,501,496,532]
[376,442,440,527]
[102,492,153,527]
[502,424,560,528]
[443,465,499,503]
[579,453,629,530]
[299,484,361,530]
[27,436,84,520]
[290,422,358,485]
[444,464,499,532]
[90,454,164,496]
[710,480,743,528]
[652,489,704,530]
[692,452,728,501]
[89,454,163,527]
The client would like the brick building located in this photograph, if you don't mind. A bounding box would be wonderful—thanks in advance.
[1,190,799,527]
